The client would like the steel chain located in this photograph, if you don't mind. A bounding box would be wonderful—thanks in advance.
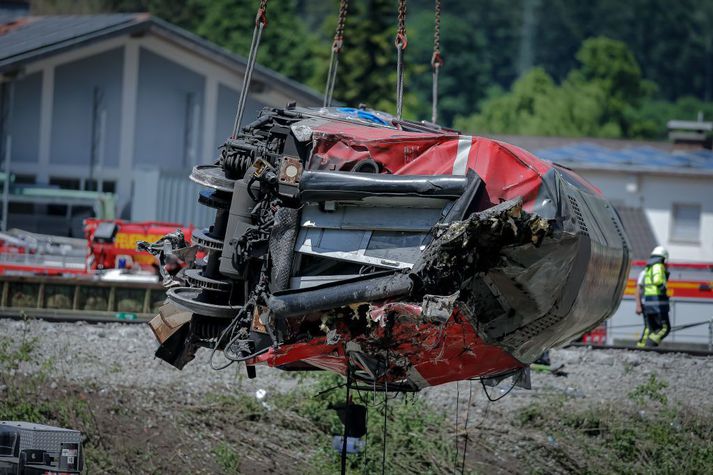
[256,0,268,26]
[431,0,443,123]
[324,0,349,107]
[232,0,269,137]
[395,0,408,49]
[332,0,348,53]
[395,0,408,119]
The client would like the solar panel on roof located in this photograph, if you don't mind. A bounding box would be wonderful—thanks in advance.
[535,143,713,171]
[588,151,624,164]
[619,149,688,167]
[683,149,713,159]
[689,159,713,170]
[569,143,608,153]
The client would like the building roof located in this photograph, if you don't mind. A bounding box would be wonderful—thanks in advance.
[0,13,323,105]
[487,134,674,153]
[488,134,713,176]
[615,205,659,261]
[531,142,713,175]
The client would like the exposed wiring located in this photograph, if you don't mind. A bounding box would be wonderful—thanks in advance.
[480,371,522,402]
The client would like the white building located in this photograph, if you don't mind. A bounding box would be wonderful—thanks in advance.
[494,136,713,264]
[0,13,323,235]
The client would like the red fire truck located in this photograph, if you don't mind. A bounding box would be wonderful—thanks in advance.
[0,220,192,277]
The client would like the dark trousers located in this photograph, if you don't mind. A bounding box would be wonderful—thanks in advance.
[641,304,670,346]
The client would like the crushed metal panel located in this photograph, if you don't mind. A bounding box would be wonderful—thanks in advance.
[142,105,630,393]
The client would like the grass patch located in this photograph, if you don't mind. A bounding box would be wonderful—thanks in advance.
[515,373,713,474]
[0,321,112,473]
[213,442,241,474]
[198,373,457,474]
[282,374,455,474]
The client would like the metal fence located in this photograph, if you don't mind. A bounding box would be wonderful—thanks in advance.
[130,167,214,228]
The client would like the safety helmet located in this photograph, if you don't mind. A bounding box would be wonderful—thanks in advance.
[651,246,669,260]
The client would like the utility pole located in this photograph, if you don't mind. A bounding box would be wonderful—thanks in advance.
[2,135,10,232]
[1,78,15,231]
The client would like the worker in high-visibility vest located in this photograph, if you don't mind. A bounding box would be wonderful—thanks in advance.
[636,246,670,347]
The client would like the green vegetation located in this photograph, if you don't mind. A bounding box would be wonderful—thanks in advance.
[29,1,713,136]
[515,375,713,474]
[455,37,664,138]
[199,373,456,474]
[213,442,241,474]
[289,373,455,474]
[0,325,457,473]
[0,325,109,472]
[3,328,712,473]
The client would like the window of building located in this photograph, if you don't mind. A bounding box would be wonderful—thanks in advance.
[84,179,116,193]
[670,203,701,243]
[48,177,81,216]
[49,177,81,190]
[9,174,36,214]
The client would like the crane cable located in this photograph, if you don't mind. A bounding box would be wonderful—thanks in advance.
[394,0,408,119]
[431,0,444,123]
[381,349,389,475]
[324,0,349,107]
[232,0,269,138]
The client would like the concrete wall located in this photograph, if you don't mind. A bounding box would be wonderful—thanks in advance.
[134,47,204,171]
[8,72,41,164]
[50,47,123,168]
[579,169,713,263]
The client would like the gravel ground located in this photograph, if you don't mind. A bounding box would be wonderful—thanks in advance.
[3,318,713,414]
[424,343,713,416]
[4,318,713,474]
[0,319,301,402]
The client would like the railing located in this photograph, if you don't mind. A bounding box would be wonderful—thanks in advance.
[0,274,165,322]
[0,252,86,270]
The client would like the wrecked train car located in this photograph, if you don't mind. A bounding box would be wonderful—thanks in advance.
[146,106,630,391]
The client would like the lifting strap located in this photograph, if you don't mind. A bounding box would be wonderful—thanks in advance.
[431,0,444,123]
[324,0,349,107]
[394,0,408,119]
[232,0,269,138]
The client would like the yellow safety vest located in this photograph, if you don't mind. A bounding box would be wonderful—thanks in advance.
[643,262,667,297]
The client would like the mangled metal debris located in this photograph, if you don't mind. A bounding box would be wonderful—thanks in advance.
[144,106,630,390]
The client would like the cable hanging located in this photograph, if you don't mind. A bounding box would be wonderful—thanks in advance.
[431,0,443,123]
[340,364,352,475]
[232,0,269,138]
[394,0,408,119]
[460,380,473,474]
[381,349,389,475]
[453,380,460,473]
[324,0,348,107]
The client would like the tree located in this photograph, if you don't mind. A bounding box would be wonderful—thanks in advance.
[570,37,652,136]
[454,67,611,137]
[194,0,320,87]
[324,0,398,112]
[454,37,653,138]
